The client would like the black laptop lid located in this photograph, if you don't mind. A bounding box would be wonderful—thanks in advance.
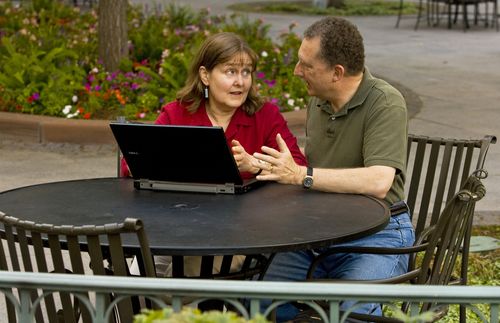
[110,123,244,185]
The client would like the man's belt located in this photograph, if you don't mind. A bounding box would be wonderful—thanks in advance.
[390,201,409,216]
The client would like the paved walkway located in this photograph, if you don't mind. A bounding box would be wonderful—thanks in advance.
[0,0,498,224]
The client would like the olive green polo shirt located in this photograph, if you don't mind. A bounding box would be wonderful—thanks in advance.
[304,68,408,205]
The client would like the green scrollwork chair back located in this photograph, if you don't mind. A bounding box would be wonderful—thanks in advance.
[0,215,156,323]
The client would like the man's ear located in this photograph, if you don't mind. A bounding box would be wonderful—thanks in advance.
[199,66,209,86]
[332,64,345,82]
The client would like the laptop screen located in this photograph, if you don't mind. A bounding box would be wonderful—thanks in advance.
[109,123,244,186]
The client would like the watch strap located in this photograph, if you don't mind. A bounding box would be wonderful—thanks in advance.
[303,166,314,189]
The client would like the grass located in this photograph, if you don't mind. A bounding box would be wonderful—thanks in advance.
[228,0,419,16]
[469,225,500,287]
[443,225,499,322]
[395,225,499,322]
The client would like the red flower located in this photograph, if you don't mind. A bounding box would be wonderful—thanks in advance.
[83,112,91,119]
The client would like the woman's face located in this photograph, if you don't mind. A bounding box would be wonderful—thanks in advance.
[201,52,253,112]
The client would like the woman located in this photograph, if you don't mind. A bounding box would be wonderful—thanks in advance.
[127,32,306,278]
[121,32,306,178]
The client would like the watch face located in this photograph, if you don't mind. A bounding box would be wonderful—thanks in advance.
[303,176,313,188]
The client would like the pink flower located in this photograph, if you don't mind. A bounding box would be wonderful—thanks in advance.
[27,92,40,103]
[264,79,276,87]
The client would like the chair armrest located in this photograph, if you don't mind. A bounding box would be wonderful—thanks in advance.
[306,244,429,279]
[307,268,421,284]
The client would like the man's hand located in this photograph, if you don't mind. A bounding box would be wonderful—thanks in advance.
[252,134,304,185]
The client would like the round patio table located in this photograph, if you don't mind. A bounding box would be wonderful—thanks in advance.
[0,177,390,256]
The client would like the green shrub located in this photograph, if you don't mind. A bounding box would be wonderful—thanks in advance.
[134,307,270,323]
[0,36,86,116]
[0,1,307,120]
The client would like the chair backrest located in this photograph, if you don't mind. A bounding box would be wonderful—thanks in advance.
[411,173,485,316]
[416,173,485,286]
[405,134,495,237]
[0,214,156,323]
[406,134,495,300]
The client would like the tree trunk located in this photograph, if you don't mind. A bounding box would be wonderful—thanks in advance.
[312,0,345,8]
[328,0,345,8]
[98,0,128,72]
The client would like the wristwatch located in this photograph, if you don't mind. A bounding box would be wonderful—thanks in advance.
[302,166,314,189]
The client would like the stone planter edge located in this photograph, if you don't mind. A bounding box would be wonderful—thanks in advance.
[0,110,306,145]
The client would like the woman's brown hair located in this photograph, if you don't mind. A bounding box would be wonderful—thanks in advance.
[176,32,264,115]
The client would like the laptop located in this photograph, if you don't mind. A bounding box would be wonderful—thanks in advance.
[109,122,264,194]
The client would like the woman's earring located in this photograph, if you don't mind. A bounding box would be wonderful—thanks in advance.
[204,86,209,99]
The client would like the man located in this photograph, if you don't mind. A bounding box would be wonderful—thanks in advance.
[253,17,415,321]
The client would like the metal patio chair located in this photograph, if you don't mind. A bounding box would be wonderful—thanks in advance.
[405,135,495,285]
[405,134,495,322]
[296,172,486,322]
[0,214,156,323]
[411,0,499,31]
[292,134,495,322]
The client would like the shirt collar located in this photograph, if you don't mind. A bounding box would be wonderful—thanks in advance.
[229,106,253,126]
[316,67,377,117]
[190,102,252,126]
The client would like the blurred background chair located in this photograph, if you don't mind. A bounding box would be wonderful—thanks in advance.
[0,214,156,323]
[437,0,498,31]
[459,0,498,30]
[402,0,498,31]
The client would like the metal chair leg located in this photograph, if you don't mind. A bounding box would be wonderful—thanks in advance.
[494,0,499,31]
[396,0,404,27]
[415,0,425,30]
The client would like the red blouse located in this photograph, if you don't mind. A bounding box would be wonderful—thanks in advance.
[121,101,307,178]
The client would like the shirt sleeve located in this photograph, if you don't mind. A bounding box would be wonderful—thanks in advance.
[363,94,407,174]
[155,102,175,125]
[120,157,131,177]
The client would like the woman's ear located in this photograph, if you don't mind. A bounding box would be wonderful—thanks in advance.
[199,66,209,86]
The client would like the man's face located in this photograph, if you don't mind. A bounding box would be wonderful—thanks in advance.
[293,37,334,100]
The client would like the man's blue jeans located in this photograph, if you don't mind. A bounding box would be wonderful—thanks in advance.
[261,212,415,322]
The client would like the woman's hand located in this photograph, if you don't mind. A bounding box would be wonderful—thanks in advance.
[231,140,262,175]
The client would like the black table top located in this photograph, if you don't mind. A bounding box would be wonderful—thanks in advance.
[0,178,390,256]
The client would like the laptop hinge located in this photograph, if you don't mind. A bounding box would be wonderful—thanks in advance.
[135,179,236,194]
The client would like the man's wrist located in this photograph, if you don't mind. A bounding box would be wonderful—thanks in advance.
[302,166,314,189]
[296,166,307,185]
